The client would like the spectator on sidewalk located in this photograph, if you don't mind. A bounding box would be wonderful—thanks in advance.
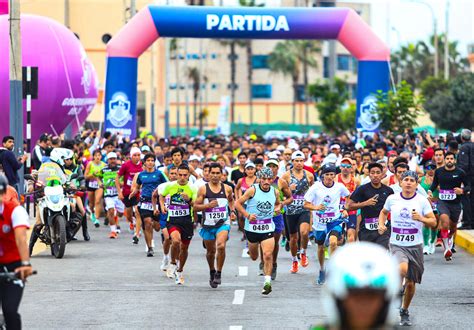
[31,133,51,170]
[459,129,474,229]
[0,136,27,191]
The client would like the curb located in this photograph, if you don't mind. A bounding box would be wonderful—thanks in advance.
[455,230,474,255]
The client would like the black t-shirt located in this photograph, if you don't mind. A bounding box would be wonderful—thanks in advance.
[231,168,245,184]
[350,183,394,225]
[430,167,470,204]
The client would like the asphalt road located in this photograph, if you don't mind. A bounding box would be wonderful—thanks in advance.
[22,222,474,329]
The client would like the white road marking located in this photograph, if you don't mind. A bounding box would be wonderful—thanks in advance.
[229,326,242,330]
[238,266,248,276]
[232,289,245,304]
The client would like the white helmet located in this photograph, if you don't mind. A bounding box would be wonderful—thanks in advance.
[50,148,74,166]
[323,242,401,328]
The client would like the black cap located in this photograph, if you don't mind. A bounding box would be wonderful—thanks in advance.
[424,160,436,168]
[321,164,337,175]
[39,133,50,142]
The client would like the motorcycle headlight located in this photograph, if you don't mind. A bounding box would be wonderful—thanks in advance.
[49,194,62,204]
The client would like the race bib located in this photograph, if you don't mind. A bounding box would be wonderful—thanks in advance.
[126,178,133,186]
[106,187,117,195]
[88,180,99,189]
[248,218,274,233]
[318,212,336,224]
[364,217,378,230]
[439,189,456,201]
[392,227,418,243]
[169,204,190,217]
[204,206,227,226]
[140,202,154,211]
[292,195,305,207]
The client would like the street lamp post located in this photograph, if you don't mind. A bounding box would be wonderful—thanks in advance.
[407,0,438,77]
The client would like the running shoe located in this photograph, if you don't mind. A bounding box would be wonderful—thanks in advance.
[104,218,109,226]
[209,272,218,288]
[129,222,134,232]
[435,238,443,247]
[167,263,177,279]
[317,270,326,285]
[213,272,222,285]
[175,271,184,285]
[285,241,290,252]
[451,246,457,254]
[91,214,100,228]
[428,242,436,255]
[301,253,309,267]
[423,246,429,255]
[290,260,299,273]
[258,262,264,276]
[271,264,277,280]
[399,308,412,326]
[132,236,139,245]
[447,237,454,250]
[444,248,453,261]
[109,231,117,239]
[262,281,272,295]
[160,256,169,271]
[147,248,154,257]
[116,225,121,234]
[280,237,287,248]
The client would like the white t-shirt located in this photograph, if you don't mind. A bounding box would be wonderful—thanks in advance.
[304,181,350,231]
[390,183,428,197]
[383,192,432,246]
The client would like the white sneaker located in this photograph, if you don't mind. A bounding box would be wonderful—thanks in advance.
[429,242,436,255]
[167,263,177,279]
[423,246,429,255]
[175,271,184,285]
[160,256,169,271]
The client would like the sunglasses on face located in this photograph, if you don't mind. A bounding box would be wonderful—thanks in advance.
[425,166,436,170]
[340,164,352,168]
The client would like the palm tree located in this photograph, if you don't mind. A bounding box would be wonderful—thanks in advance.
[268,41,301,124]
[238,0,264,125]
[187,67,200,129]
[170,38,181,135]
[218,39,246,124]
[294,40,321,124]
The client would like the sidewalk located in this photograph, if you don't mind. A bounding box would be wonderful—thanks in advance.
[455,230,474,254]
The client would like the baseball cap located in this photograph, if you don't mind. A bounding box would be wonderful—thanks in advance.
[330,144,341,150]
[312,154,322,163]
[141,145,151,153]
[107,152,118,160]
[461,129,472,141]
[189,155,201,162]
[39,133,50,142]
[291,151,305,160]
[265,159,279,167]
[387,150,398,157]
[277,145,285,152]
[321,164,337,175]
[341,157,352,164]
[245,162,256,169]
[424,160,436,169]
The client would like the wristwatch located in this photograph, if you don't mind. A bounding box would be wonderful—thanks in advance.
[21,261,32,267]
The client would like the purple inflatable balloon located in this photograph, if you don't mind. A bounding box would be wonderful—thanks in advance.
[0,14,98,143]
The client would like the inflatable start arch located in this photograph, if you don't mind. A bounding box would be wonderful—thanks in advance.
[105,6,390,137]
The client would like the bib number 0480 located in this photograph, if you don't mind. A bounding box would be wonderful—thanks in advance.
[252,224,270,231]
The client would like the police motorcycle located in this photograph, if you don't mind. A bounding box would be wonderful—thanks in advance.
[27,148,85,259]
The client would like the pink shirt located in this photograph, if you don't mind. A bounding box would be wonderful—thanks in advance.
[118,160,143,196]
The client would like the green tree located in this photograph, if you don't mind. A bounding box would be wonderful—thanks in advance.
[374,81,423,133]
[420,76,448,100]
[268,41,300,124]
[308,77,354,133]
[423,73,474,131]
[391,34,468,87]
[187,67,200,131]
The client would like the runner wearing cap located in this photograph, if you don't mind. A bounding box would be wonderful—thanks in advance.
[130,153,167,257]
[264,158,293,280]
[335,157,360,243]
[235,167,281,295]
[347,162,393,249]
[304,164,349,285]
[116,147,143,244]
[99,152,125,239]
[329,144,342,166]
[279,150,314,273]
[378,170,436,326]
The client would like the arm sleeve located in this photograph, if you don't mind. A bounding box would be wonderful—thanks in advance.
[12,206,30,229]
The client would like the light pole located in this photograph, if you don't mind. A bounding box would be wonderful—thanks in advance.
[407,0,438,77]
[444,0,450,80]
